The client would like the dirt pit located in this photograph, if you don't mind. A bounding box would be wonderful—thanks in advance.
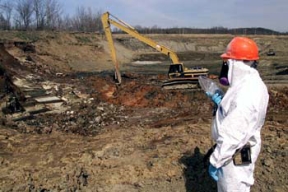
[1,72,288,192]
[0,32,288,192]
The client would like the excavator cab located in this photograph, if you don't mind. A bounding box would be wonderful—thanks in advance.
[162,63,209,89]
[168,63,208,80]
[168,64,184,78]
[266,49,276,56]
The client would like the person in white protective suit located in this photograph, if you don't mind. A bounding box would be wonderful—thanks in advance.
[206,36,269,192]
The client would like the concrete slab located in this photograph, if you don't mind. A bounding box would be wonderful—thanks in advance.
[34,96,62,103]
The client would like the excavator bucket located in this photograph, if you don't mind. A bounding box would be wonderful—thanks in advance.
[114,62,122,84]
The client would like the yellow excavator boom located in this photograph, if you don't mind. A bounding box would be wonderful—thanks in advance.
[101,12,122,84]
[102,12,180,63]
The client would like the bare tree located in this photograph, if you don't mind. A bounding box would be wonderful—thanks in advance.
[0,0,13,29]
[70,6,102,32]
[72,6,87,31]
[94,10,103,32]
[45,0,62,30]
[14,0,34,30]
[57,14,72,31]
[32,0,63,30]
[33,0,46,29]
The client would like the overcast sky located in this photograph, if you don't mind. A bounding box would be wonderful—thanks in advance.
[59,0,288,32]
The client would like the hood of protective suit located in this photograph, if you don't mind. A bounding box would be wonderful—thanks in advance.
[227,59,258,87]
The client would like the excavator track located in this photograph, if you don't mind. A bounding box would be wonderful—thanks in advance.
[162,79,200,90]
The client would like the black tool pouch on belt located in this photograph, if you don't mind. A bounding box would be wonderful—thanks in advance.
[203,144,217,168]
[233,143,252,166]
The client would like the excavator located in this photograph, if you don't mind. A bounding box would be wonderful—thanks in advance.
[101,11,209,89]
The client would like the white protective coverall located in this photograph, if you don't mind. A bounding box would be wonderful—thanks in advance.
[210,59,269,192]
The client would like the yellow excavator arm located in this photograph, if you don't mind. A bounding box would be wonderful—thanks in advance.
[101,12,181,84]
[102,12,181,63]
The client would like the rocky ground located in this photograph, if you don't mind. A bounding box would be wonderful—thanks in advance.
[0,32,287,192]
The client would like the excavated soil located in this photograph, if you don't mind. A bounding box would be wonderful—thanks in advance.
[0,32,288,192]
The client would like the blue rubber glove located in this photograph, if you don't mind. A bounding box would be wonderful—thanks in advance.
[208,164,222,181]
[206,92,223,106]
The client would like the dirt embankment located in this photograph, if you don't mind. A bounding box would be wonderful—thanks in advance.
[0,31,287,192]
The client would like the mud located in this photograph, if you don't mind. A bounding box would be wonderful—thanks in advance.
[0,32,288,192]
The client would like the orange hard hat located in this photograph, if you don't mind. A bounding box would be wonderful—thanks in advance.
[221,37,259,60]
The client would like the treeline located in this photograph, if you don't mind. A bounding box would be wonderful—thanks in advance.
[0,0,102,31]
[117,26,287,35]
[0,0,286,35]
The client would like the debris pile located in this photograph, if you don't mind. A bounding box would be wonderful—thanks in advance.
[19,102,128,135]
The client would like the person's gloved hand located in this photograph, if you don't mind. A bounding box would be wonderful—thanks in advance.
[206,92,223,106]
[208,164,222,181]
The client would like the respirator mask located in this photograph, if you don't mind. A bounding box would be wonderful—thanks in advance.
[219,60,230,86]
[218,60,258,86]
